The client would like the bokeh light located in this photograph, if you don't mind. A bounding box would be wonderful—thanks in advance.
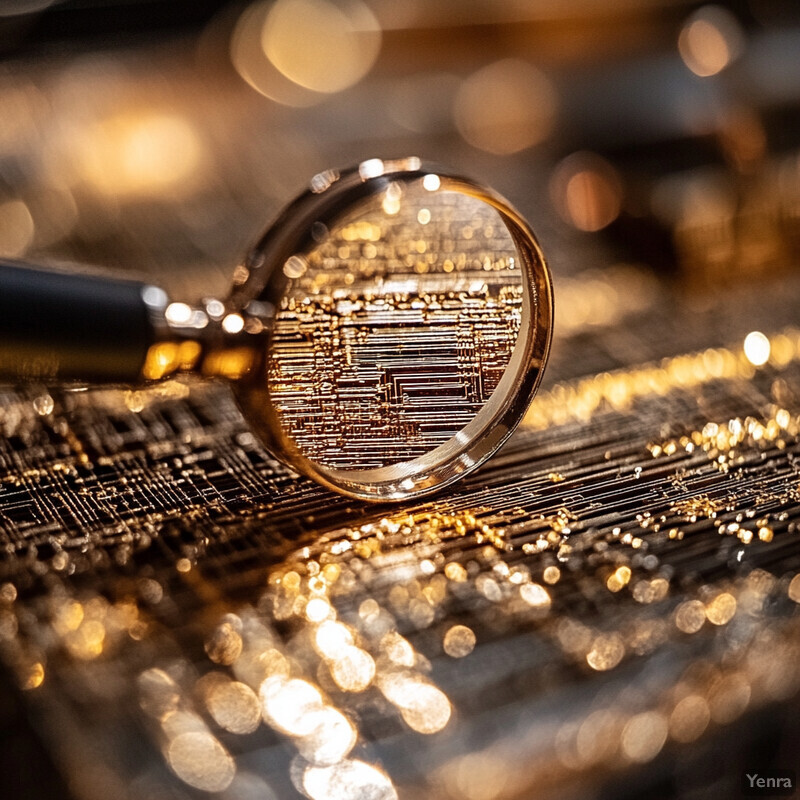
[678,5,744,78]
[231,0,381,106]
[550,152,623,232]
[454,59,558,155]
[621,712,668,763]
[300,759,397,800]
[205,678,261,735]
[443,625,476,658]
[76,113,203,199]
[166,731,236,793]
[744,331,771,366]
[378,672,452,734]
[0,200,35,257]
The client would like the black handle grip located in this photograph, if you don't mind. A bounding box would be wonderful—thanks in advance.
[0,260,158,384]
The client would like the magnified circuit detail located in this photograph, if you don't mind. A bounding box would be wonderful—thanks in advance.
[267,181,526,470]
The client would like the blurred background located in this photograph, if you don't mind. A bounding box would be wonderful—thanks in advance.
[3,2,800,799]
[1,0,799,380]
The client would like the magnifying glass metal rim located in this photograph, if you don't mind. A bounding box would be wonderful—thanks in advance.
[231,156,554,502]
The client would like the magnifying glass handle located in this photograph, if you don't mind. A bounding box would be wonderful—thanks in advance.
[0,259,161,384]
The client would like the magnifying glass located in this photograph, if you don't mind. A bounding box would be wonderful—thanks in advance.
[0,157,553,501]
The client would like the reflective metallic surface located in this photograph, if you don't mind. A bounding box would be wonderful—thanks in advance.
[4,330,800,799]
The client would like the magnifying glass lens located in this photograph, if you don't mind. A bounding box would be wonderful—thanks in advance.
[271,183,521,467]
[234,163,552,500]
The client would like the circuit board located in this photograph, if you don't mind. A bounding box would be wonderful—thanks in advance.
[2,6,800,798]
[269,187,523,469]
[3,321,800,799]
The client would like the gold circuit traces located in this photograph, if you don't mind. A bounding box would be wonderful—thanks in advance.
[267,184,524,470]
